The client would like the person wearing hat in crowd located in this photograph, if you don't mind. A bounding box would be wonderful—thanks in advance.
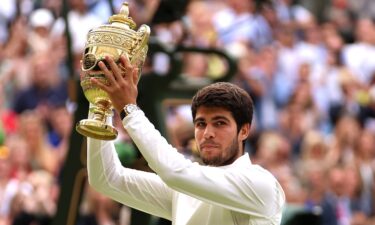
[28,8,55,53]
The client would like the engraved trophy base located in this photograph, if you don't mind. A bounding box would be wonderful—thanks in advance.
[76,119,118,140]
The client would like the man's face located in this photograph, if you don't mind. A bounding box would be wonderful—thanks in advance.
[194,106,249,166]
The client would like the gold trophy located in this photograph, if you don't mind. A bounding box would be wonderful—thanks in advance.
[76,2,150,140]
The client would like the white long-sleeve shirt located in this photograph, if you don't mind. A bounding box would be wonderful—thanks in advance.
[87,110,285,225]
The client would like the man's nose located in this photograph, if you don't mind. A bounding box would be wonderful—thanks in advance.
[203,125,215,139]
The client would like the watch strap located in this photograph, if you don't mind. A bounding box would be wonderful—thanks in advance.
[120,104,139,120]
[120,109,126,120]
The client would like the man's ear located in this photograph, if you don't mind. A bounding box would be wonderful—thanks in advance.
[239,123,250,141]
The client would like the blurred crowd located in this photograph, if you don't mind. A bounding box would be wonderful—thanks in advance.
[0,0,375,225]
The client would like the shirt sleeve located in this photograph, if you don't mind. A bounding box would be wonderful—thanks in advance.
[123,110,285,218]
[87,137,174,220]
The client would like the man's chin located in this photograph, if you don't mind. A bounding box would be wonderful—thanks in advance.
[201,156,221,166]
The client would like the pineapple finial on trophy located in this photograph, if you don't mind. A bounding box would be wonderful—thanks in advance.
[109,2,136,29]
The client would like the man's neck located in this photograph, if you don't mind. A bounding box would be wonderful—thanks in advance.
[221,150,243,166]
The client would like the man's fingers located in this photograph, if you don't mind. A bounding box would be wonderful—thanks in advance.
[120,54,131,68]
[119,54,133,78]
[105,55,122,81]
[132,68,139,85]
[90,78,109,92]
[98,61,117,86]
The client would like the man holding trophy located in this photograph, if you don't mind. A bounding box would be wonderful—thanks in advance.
[83,2,285,225]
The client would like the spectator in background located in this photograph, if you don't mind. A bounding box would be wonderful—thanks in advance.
[251,0,277,51]
[295,19,327,68]
[11,170,58,225]
[180,52,210,84]
[351,129,375,216]
[18,111,59,175]
[324,0,355,44]
[0,0,17,45]
[77,185,126,225]
[326,114,362,166]
[254,131,293,175]
[293,76,321,126]
[46,105,72,166]
[0,16,32,104]
[12,51,68,116]
[345,164,371,225]
[211,0,257,46]
[273,0,313,26]
[52,0,103,57]
[0,135,32,224]
[296,129,330,170]
[324,165,350,225]
[342,18,375,85]
[28,8,55,53]
[277,84,318,157]
[6,135,31,181]
[309,33,345,130]
[301,163,335,225]
[241,46,279,130]
[254,131,304,206]
[321,22,345,53]
[322,163,375,225]
[273,23,300,107]
[184,0,220,48]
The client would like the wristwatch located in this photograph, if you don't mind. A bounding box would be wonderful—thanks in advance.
[120,104,140,119]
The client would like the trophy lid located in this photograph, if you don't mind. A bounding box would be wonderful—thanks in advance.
[109,2,136,29]
[82,1,150,71]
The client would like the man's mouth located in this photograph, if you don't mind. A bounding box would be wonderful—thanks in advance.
[200,143,219,151]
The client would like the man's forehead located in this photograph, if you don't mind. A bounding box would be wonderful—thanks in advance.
[195,106,233,120]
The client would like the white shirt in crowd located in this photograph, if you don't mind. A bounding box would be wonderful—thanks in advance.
[87,110,285,225]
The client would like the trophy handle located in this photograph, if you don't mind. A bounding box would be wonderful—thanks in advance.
[129,24,150,82]
[131,24,150,59]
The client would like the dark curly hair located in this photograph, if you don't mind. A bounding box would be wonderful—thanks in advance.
[191,82,254,132]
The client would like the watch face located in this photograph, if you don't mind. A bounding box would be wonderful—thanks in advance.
[129,105,136,111]
[125,104,138,115]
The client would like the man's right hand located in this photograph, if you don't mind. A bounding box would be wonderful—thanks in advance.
[89,55,139,113]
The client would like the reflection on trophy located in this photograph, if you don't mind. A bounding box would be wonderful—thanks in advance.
[76,2,150,140]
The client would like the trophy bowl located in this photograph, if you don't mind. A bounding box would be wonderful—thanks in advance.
[76,2,150,140]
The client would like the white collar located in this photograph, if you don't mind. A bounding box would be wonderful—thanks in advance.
[218,153,251,169]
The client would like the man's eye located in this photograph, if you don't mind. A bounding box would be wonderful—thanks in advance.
[195,122,206,127]
[215,121,225,126]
